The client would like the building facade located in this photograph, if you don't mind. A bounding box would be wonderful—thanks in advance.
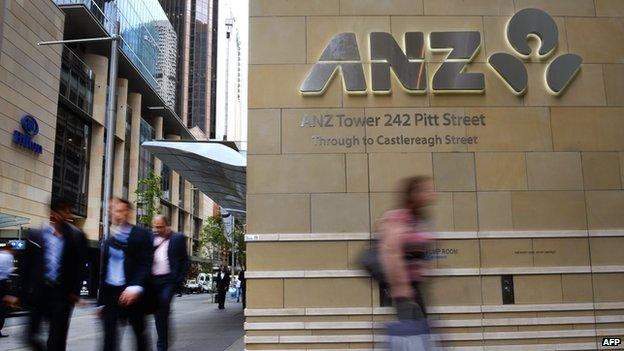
[246,0,624,349]
[154,19,178,109]
[0,0,212,296]
[159,0,219,137]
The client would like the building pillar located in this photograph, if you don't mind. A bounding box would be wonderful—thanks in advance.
[82,54,108,240]
[127,92,142,215]
[165,133,181,229]
[152,116,164,175]
[113,78,129,198]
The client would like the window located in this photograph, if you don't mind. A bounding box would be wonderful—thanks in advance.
[137,118,155,220]
[59,48,94,115]
[161,202,172,225]
[192,188,200,216]
[138,118,155,181]
[178,179,185,208]
[193,217,202,240]
[178,209,186,233]
[52,106,91,217]
[161,164,171,200]
[122,107,132,199]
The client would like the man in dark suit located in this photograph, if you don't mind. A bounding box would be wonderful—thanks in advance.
[151,215,189,351]
[0,244,15,338]
[98,197,153,351]
[215,265,231,310]
[17,197,87,351]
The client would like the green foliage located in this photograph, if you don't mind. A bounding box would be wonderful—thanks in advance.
[135,170,163,225]
[199,215,246,267]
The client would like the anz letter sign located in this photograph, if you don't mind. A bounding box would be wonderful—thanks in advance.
[301,9,582,96]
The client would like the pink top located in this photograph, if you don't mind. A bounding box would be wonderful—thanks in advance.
[152,236,171,276]
[379,209,433,299]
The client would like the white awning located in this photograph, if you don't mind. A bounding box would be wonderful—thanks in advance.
[141,141,246,213]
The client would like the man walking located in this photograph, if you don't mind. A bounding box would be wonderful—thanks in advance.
[18,198,88,350]
[0,244,15,337]
[215,265,231,310]
[151,215,189,351]
[98,198,153,351]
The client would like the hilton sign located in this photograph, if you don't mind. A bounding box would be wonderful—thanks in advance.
[12,114,43,154]
[301,8,582,96]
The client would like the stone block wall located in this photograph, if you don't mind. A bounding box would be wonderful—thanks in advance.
[247,0,624,349]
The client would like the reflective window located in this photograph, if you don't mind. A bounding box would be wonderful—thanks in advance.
[122,106,132,199]
[178,209,186,233]
[59,47,94,115]
[178,179,185,208]
[138,118,155,182]
[52,106,91,217]
[54,0,175,100]
[161,164,171,200]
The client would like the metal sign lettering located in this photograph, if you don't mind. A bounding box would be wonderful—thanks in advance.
[301,8,582,96]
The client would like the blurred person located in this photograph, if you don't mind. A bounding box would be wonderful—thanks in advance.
[0,244,15,337]
[97,198,153,351]
[234,275,241,302]
[214,265,230,310]
[238,269,246,309]
[150,215,189,351]
[379,176,435,321]
[18,197,88,350]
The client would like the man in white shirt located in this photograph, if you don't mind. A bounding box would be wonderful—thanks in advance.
[0,245,14,337]
[151,215,188,351]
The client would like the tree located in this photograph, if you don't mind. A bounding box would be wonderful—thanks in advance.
[199,215,246,268]
[135,170,162,226]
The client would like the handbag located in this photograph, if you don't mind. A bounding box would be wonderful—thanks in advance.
[386,318,434,351]
[359,240,387,284]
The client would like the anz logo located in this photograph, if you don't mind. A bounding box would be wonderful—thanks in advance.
[300,8,582,96]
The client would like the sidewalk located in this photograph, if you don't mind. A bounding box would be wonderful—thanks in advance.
[0,294,244,351]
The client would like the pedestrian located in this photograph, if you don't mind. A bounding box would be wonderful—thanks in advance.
[150,215,189,351]
[238,269,246,309]
[98,197,153,351]
[235,275,241,302]
[17,197,88,351]
[214,265,230,310]
[379,176,435,321]
[0,244,15,338]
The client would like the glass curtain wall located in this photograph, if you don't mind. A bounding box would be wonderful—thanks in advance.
[53,47,95,217]
[122,106,132,199]
[54,0,175,94]
[52,106,91,217]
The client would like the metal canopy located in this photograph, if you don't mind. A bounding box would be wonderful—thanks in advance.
[142,141,246,213]
[0,212,30,229]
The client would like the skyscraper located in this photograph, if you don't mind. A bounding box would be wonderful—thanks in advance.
[159,0,219,138]
[154,20,178,109]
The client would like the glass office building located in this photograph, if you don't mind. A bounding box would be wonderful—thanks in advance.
[159,0,219,135]
[55,0,175,95]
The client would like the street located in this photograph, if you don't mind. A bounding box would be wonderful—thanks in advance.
[0,293,244,351]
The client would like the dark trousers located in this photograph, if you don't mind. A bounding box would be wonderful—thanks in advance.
[241,286,246,309]
[101,284,148,351]
[0,280,8,332]
[216,287,227,309]
[153,275,175,351]
[26,284,74,351]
